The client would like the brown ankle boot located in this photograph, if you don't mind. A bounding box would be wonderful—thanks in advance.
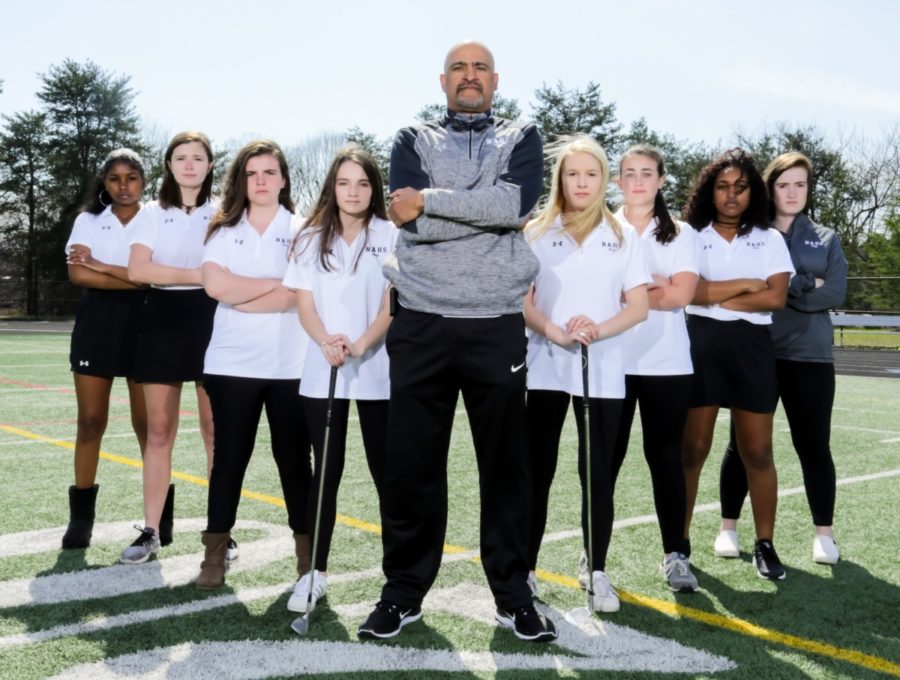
[294,533,311,578]
[195,532,229,590]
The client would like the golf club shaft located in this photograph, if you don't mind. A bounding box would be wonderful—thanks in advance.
[306,365,339,615]
[581,343,594,608]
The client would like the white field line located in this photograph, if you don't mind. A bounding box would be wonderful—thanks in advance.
[0,520,295,607]
[540,467,900,546]
[880,437,900,443]
[0,363,72,368]
[41,584,733,678]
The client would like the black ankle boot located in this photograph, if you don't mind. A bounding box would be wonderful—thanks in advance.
[159,483,175,547]
[62,484,99,549]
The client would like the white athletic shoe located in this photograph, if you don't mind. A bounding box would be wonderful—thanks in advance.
[590,570,620,613]
[714,529,740,558]
[287,571,327,613]
[812,535,840,565]
[526,571,538,598]
[577,551,590,590]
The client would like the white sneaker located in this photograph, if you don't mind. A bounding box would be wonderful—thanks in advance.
[526,571,538,598]
[812,535,840,565]
[577,551,590,590]
[287,571,327,613]
[714,529,740,558]
[590,570,620,613]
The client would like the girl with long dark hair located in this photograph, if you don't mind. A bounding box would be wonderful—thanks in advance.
[681,148,794,580]
[282,144,394,613]
[122,132,218,563]
[193,139,312,589]
[62,148,148,548]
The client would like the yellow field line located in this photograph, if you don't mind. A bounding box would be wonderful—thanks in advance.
[3,422,897,676]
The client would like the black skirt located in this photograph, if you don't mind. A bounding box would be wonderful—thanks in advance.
[70,288,147,378]
[134,288,217,383]
[687,314,778,413]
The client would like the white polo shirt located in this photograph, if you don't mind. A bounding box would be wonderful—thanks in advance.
[615,208,698,376]
[65,206,140,267]
[686,223,794,325]
[130,200,218,290]
[283,217,397,400]
[527,217,651,399]
[202,206,307,380]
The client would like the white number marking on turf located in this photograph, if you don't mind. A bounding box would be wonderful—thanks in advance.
[43,584,734,678]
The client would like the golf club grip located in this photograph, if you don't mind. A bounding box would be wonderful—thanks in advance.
[581,343,589,400]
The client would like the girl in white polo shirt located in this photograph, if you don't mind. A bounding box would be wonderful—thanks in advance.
[192,140,312,589]
[282,145,395,613]
[681,148,794,580]
[62,149,148,549]
[611,144,700,593]
[123,131,218,564]
[524,135,649,613]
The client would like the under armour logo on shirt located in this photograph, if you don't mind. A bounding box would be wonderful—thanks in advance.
[164,218,175,224]
[552,241,564,247]
[101,225,112,230]
[79,360,89,367]
[234,238,244,245]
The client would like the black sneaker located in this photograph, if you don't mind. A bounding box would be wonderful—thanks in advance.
[753,540,786,580]
[357,600,423,639]
[119,526,160,564]
[495,603,558,642]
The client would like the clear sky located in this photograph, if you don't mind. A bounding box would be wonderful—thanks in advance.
[1,0,898,151]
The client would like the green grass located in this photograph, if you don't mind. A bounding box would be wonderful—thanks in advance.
[0,330,898,679]
[833,328,900,349]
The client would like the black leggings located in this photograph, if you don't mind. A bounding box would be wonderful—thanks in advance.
[613,374,692,555]
[204,375,311,534]
[527,389,622,572]
[303,397,387,571]
[720,359,836,526]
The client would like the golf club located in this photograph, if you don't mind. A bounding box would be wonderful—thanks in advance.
[581,342,595,614]
[291,364,339,635]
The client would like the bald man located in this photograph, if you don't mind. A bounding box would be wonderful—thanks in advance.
[358,41,557,643]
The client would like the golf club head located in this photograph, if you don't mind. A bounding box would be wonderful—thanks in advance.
[563,605,594,627]
[290,614,311,635]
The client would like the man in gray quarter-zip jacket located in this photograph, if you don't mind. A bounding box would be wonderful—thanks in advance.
[358,41,557,643]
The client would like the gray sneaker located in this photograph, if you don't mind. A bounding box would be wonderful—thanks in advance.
[120,526,160,564]
[662,552,699,592]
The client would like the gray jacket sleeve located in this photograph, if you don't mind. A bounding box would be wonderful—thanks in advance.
[787,231,848,313]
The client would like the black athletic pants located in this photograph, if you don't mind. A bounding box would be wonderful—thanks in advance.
[303,397,388,571]
[204,375,311,534]
[720,359,836,526]
[612,374,692,555]
[526,389,623,572]
[380,308,533,611]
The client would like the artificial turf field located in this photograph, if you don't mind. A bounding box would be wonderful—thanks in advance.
[0,327,897,679]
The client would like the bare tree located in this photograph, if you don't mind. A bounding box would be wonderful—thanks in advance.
[283,131,347,216]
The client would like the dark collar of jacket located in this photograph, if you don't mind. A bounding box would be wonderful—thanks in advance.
[441,109,494,132]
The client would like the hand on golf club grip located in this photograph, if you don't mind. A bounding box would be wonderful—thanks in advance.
[547,324,585,348]
[320,335,350,367]
[566,315,597,345]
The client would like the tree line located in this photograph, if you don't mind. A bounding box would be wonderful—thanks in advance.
[1,60,898,316]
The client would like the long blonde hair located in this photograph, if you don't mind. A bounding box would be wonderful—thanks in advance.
[525,135,622,244]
